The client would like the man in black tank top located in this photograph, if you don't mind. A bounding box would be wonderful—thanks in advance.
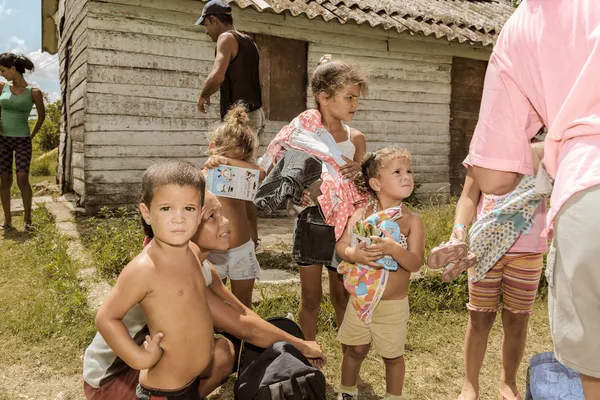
[196,0,264,132]
[196,0,265,252]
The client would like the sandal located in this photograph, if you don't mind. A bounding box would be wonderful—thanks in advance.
[427,240,468,270]
[442,252,477,282]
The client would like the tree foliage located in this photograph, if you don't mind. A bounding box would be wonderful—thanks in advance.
[30,98,62,152]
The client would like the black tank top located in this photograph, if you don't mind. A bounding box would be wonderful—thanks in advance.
[220,31,262,119]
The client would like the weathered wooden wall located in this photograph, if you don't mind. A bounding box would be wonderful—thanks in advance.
[449,57,488,196]
[57,0,88,200]
[63,0,493,211]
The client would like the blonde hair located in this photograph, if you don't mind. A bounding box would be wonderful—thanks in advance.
[209,104,257,162]
[310,54,368,108]
[355,146,412,195]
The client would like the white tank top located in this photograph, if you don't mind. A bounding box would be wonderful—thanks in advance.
[337,124,356,160]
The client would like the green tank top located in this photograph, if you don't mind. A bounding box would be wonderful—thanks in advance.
[0,84,34,137]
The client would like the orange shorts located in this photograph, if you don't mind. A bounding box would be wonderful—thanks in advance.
[467,253,543,315]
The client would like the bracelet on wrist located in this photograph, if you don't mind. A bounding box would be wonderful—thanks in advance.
[452,223,466,231]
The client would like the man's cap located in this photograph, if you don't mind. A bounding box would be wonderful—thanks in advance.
[196,0,232,25]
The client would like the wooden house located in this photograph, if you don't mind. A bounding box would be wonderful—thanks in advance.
[41,0,514,212]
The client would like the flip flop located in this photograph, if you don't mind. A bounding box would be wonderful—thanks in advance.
[457,394,479,400]
[442,252,477,282]
[427,240,469,270]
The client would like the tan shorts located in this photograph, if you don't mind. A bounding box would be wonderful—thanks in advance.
[337,298,409,359]
[549,185,600,378]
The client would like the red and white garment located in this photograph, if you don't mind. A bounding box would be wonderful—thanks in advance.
[258,109,367,239]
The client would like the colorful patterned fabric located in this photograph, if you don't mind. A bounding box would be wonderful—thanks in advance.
[337,206,406,323]
[258,109,367,239]
[468,174,551,282]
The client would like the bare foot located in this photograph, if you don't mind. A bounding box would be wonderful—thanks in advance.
[458,384,479,400]
[499,381,521,399]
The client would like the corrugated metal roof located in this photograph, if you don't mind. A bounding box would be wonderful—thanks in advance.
[226,0,515,47]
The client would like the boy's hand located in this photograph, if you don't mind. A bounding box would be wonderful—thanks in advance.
[204,155,229,170]
[340,155,360,179]
[369,229,399,257]
[347,242,382,268]
[140,332,164,369]
[301,341,327,369]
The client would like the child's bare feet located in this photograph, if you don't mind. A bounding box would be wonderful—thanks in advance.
[457,383,479,400]
[499,381,521,399]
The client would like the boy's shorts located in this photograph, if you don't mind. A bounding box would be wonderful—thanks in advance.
[337,297,410,359]
[83,367,139,399]
[467,253,543,315]
[136,376,200,399]
[207,239,261,281]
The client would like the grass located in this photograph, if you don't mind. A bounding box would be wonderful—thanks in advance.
[0,200,554,399]
[210,283,552,400]
[0,207,95,395]
[79,207,145,278]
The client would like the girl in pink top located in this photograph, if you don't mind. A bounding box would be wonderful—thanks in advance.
[450,142,546,400]
[292,56,368,341]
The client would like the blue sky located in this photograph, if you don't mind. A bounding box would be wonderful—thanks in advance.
[0,0,60,101]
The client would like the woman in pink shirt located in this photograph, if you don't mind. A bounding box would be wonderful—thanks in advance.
[466,1,600,398]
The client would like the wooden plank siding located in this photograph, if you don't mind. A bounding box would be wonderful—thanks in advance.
[57,0,89,200]
[449,57,488,196]
[60,0,492,211]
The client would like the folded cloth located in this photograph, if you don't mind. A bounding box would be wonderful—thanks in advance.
[257,109,367,239]
[338,206,406,323]
[525,352,584,400]
[253,149,322,214]
[468,172,551,283]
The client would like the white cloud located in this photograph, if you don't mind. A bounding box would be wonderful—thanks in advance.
[0,0,12,18]
[48,92,61,102]
[2,36,60,99]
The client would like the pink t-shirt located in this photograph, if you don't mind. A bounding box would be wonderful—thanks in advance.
[468,0,600,234]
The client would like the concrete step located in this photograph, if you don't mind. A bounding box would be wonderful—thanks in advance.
[9,196,54,216]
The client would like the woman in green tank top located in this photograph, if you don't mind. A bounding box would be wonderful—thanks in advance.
[0,53,46,230]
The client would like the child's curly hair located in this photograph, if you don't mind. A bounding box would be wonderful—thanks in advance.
[354,146,412,195]
[310,54,368,109]
[208,103,257,162]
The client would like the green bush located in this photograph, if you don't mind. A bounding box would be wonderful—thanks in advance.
[30,161,52,176]
[29,99,61,152]
[36,119,60,152]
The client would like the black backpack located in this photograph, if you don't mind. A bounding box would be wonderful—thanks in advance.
[232,317,326,400]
